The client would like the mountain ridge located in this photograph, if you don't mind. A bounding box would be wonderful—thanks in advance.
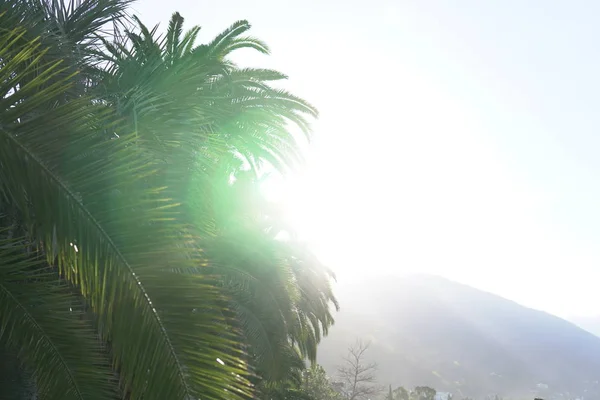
[317,274,600,399]
[569,314,600,338]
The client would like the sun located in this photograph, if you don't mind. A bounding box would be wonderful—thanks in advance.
[259,168,379,279]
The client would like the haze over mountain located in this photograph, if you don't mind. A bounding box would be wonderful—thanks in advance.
[570,315,600,339]
[318,275,600,399]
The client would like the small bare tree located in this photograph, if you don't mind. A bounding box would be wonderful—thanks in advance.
[336,339,382,400]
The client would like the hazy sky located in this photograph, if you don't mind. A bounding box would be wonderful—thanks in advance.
[134,0,600,318]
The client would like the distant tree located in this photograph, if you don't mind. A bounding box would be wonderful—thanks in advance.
[337,340,382,400]
[411,386,436,400]
[393,386,410,400]
[383,385,409,400]
[301,365,343,400]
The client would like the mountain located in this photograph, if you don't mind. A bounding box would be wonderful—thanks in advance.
[570,315,600,338]
[318,274,600,399]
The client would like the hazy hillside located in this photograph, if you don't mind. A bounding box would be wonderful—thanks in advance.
[318,274,600,399]
[570,315,600,338]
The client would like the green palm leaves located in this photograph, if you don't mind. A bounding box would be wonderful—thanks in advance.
[0,20,248,399]
[207,171,339,382]
[0,231,119,400]
[0,2,336,399]
[96,12,317,173]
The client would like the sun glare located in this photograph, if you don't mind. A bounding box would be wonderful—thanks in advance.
[258,66,477,282]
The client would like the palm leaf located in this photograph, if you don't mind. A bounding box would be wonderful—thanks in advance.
[94,14,318,178]
[204,20,260,58]
[0,348,37,400]
[180,25,201,58]
[0,233,120,400]
[0,21,251,400]
[165,12,184,65]
[195,172,338,378]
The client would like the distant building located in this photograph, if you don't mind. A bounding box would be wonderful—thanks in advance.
[434,392,452,400]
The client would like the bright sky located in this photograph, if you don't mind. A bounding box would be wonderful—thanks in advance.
[134,0,600,319]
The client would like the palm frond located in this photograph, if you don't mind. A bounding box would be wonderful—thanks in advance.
[220,36,270,56]
[45,0,135,43]
[0,232,119,400]
[180,25,201,57]
[93,13,318,178]
[165,12,184,65]
[204,20,261,58]
[5,0,134,97]
[0,348,37,400]
[0,22,251,400]
[195,172,338,378]
[1,8,333,398]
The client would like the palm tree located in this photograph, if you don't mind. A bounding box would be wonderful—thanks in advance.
[206,168,339,383]
[91,10,337,383]
[94,11,317,173]
[0,2,330,400]
[0,6,250,399]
